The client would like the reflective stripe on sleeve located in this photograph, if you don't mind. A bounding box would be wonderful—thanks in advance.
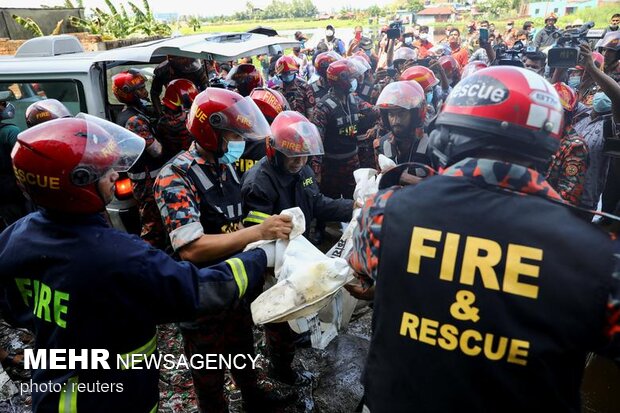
[226,257,248,298]
[118,334,157,371]
[59,376,78,413]
[243,210,270,225]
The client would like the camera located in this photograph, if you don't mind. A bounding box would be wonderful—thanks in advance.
[386,21,403,40]
[547,22,595,68]
[495,40,526,67]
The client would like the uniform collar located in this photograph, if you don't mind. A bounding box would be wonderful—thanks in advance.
[41,210,110,226]
[442,157,562,201]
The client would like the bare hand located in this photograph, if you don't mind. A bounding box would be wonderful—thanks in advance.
[258,214,293,240]
[579,43,595,71]
[344,283,375,300]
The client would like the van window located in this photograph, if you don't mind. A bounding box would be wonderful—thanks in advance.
[106,64,158,105]
[0,80,85,131]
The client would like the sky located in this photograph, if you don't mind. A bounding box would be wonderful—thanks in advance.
[0,0,395,16]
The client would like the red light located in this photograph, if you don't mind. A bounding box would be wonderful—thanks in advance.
[114,178,133,199]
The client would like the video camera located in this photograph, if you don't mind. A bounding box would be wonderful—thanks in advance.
[547,22,599,68]
[495,40,527,67]
[385,21,403,40]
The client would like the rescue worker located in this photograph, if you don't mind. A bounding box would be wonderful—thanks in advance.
[234,87,290,177]
[156,78,198,161]
[399,66,442,126]
[373,81,430,168]
[312,59,376,200]
[274,55,315,118]
[392,47,417,76]
[348,56,378,168]
[154,88,293,413]
[1,114,273,413]
[24,99,71,127]
[534,13,562,49]
[461,60,488,79]
[438,55,461,87]
[241,111,354,385]
[546,82,589,206]
[225,64,264,97]
[113,70,167,249]
[598,31,620,83]
[150,55,209,115]
[310,51,342,101]
[350,65,620,412]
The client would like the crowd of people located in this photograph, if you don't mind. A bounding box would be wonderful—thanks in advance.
[0,11,620,413]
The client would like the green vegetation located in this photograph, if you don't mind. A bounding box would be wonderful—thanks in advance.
[177,18,370,35]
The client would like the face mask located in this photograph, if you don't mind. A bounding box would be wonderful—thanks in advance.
[0,102,15,120]
[420,33,429,41]
[426,92,433,105]
[593,92,612,113]
[350,79,358,93]
[404,37,413,45]
[219,140,246,164]
[326,30,334,37]
[280,73,295,83]
[567,75,581,89]
[413,30,420,36]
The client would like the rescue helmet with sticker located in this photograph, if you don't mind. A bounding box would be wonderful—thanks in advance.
[461,61,488,80]
[400,66,439,92]
[249,87,290,124]
[162,79,199,112]
[438,55,461,82]
[393,47,418,70]
[25,99,71,127]
[376,81,426,130]
[350,55,371,74]
[314,51,342,78]
[326,59,361,91]
[275,55,299,75]
[553,82,578,113]
[226,64,264,97]
[187,88,271,154]
[11,114,145,214]
[267,111,323,163]
[429,66,564,169]
[112,69,148,105]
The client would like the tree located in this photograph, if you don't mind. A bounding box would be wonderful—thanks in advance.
[476,0,512,18]
[188,16,201,32]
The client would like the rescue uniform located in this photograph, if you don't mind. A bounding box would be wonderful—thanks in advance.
[0,210,266,413]
[545,125,589,206]
[277,77,315,119]
[374,132,432,166]
[312,91,374,199]
[117,106,167,249]
[0,122,29,230]
[156,110,194,161]
[240,157,353,379]
[150,60,209,115]
[309,77,330,102]
[154,142,260,412]
[235,140,266,178]
[350,158,620,412]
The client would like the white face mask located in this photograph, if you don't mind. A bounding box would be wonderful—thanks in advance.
[420,33,429,41]
[326,30,334,37]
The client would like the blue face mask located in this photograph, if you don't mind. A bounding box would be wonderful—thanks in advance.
[0,102,15,120]
[593,92,612,114]
[567,75,580,90]
[219,140,246,164]
[350,79,358,93]
[280,73,295,83]
[426,92,434,104]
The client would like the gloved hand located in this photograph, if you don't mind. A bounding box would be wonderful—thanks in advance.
[258,242,276,267]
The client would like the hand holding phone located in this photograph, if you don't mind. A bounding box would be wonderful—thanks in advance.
[479,28,489,46]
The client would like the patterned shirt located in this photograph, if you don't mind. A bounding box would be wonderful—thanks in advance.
[574,115,609,209]
[545,125,589,206]
[277,77,316,118]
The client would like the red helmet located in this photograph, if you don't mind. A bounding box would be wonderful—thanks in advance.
[438,55,461,80]
[266,111,324,162]
[11,114,144,214]
[25,99,71,127]
[169,56,202,74]
[350,55,371,75]
[249,87,290,123]
[553,82,578,113]
[314,51,342,78]
[226,64,264,97]
[461,61,488,79]
[327,59,361,91]
[354,50,371,65]
[187,88,271,153]
[376,81,427,130]
[112,70,148,105]
[393,47,418,67]
[429,66,564,169]
[275,55,299,75]
[400,66,439,92]
[162,79,199,111]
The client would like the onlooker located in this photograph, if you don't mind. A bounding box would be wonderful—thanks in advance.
[534,13,562,49]
[523,51,547,77]
[448,28,469,68]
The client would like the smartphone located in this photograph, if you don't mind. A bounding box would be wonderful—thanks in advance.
[479,28,489,45]
[355,31,362,41]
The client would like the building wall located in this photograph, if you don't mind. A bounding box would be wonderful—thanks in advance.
[417,16,436,25]
[528,0,597,18]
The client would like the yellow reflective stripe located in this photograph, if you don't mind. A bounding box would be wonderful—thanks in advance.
[149,402,158,413]
[119,334,157,371]
[226,257,248,298]
[245,210,270,224]
[59,376,78,413]
[243,217,265,225]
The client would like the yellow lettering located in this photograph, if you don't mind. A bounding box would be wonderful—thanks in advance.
[419,317,439,345]
[53,291,70,329]
[483,333,508,361]
[507,339,529,366]
[407,227,442,275]
[14,278,32,306]
[460,236,501,291]
[399,312,419,339]
[36,283,52,322]
[49,177,60,190]
[439,232,460,281]
[36,174,48,188]
[503,244,542,299]
[32,280,40,315]
[459,329,482,356]
[438,323,458,350]
[26,172,37,185]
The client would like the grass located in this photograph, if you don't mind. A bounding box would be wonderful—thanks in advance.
[177,18,371,35]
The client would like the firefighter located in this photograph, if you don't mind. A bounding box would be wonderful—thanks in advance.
[25,99,71,127]
[310,51,342,101]
[225,64,264,97]
[113,70,167,249]
[156,78,198,161]
[154,88,293,413]
[241,111,354,385]
[150,55,209,115]
[312,59,375,200]
[1,114,272,413]
[274,55,315,118]
[374,81,431,168]
[350,66,620,412]
[399,65,443,126]
[348,56,379,168]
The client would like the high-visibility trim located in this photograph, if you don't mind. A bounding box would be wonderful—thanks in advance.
[59,376,78,413]
[149,403,158,413]
[226,257,248,298]
[119,334,157,371]
[243,210,270,225]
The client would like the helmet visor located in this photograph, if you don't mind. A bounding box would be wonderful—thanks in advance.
[210,96,271,141]
[274,120,324,157]
[376,82,425,110]
[75,113,145,182]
